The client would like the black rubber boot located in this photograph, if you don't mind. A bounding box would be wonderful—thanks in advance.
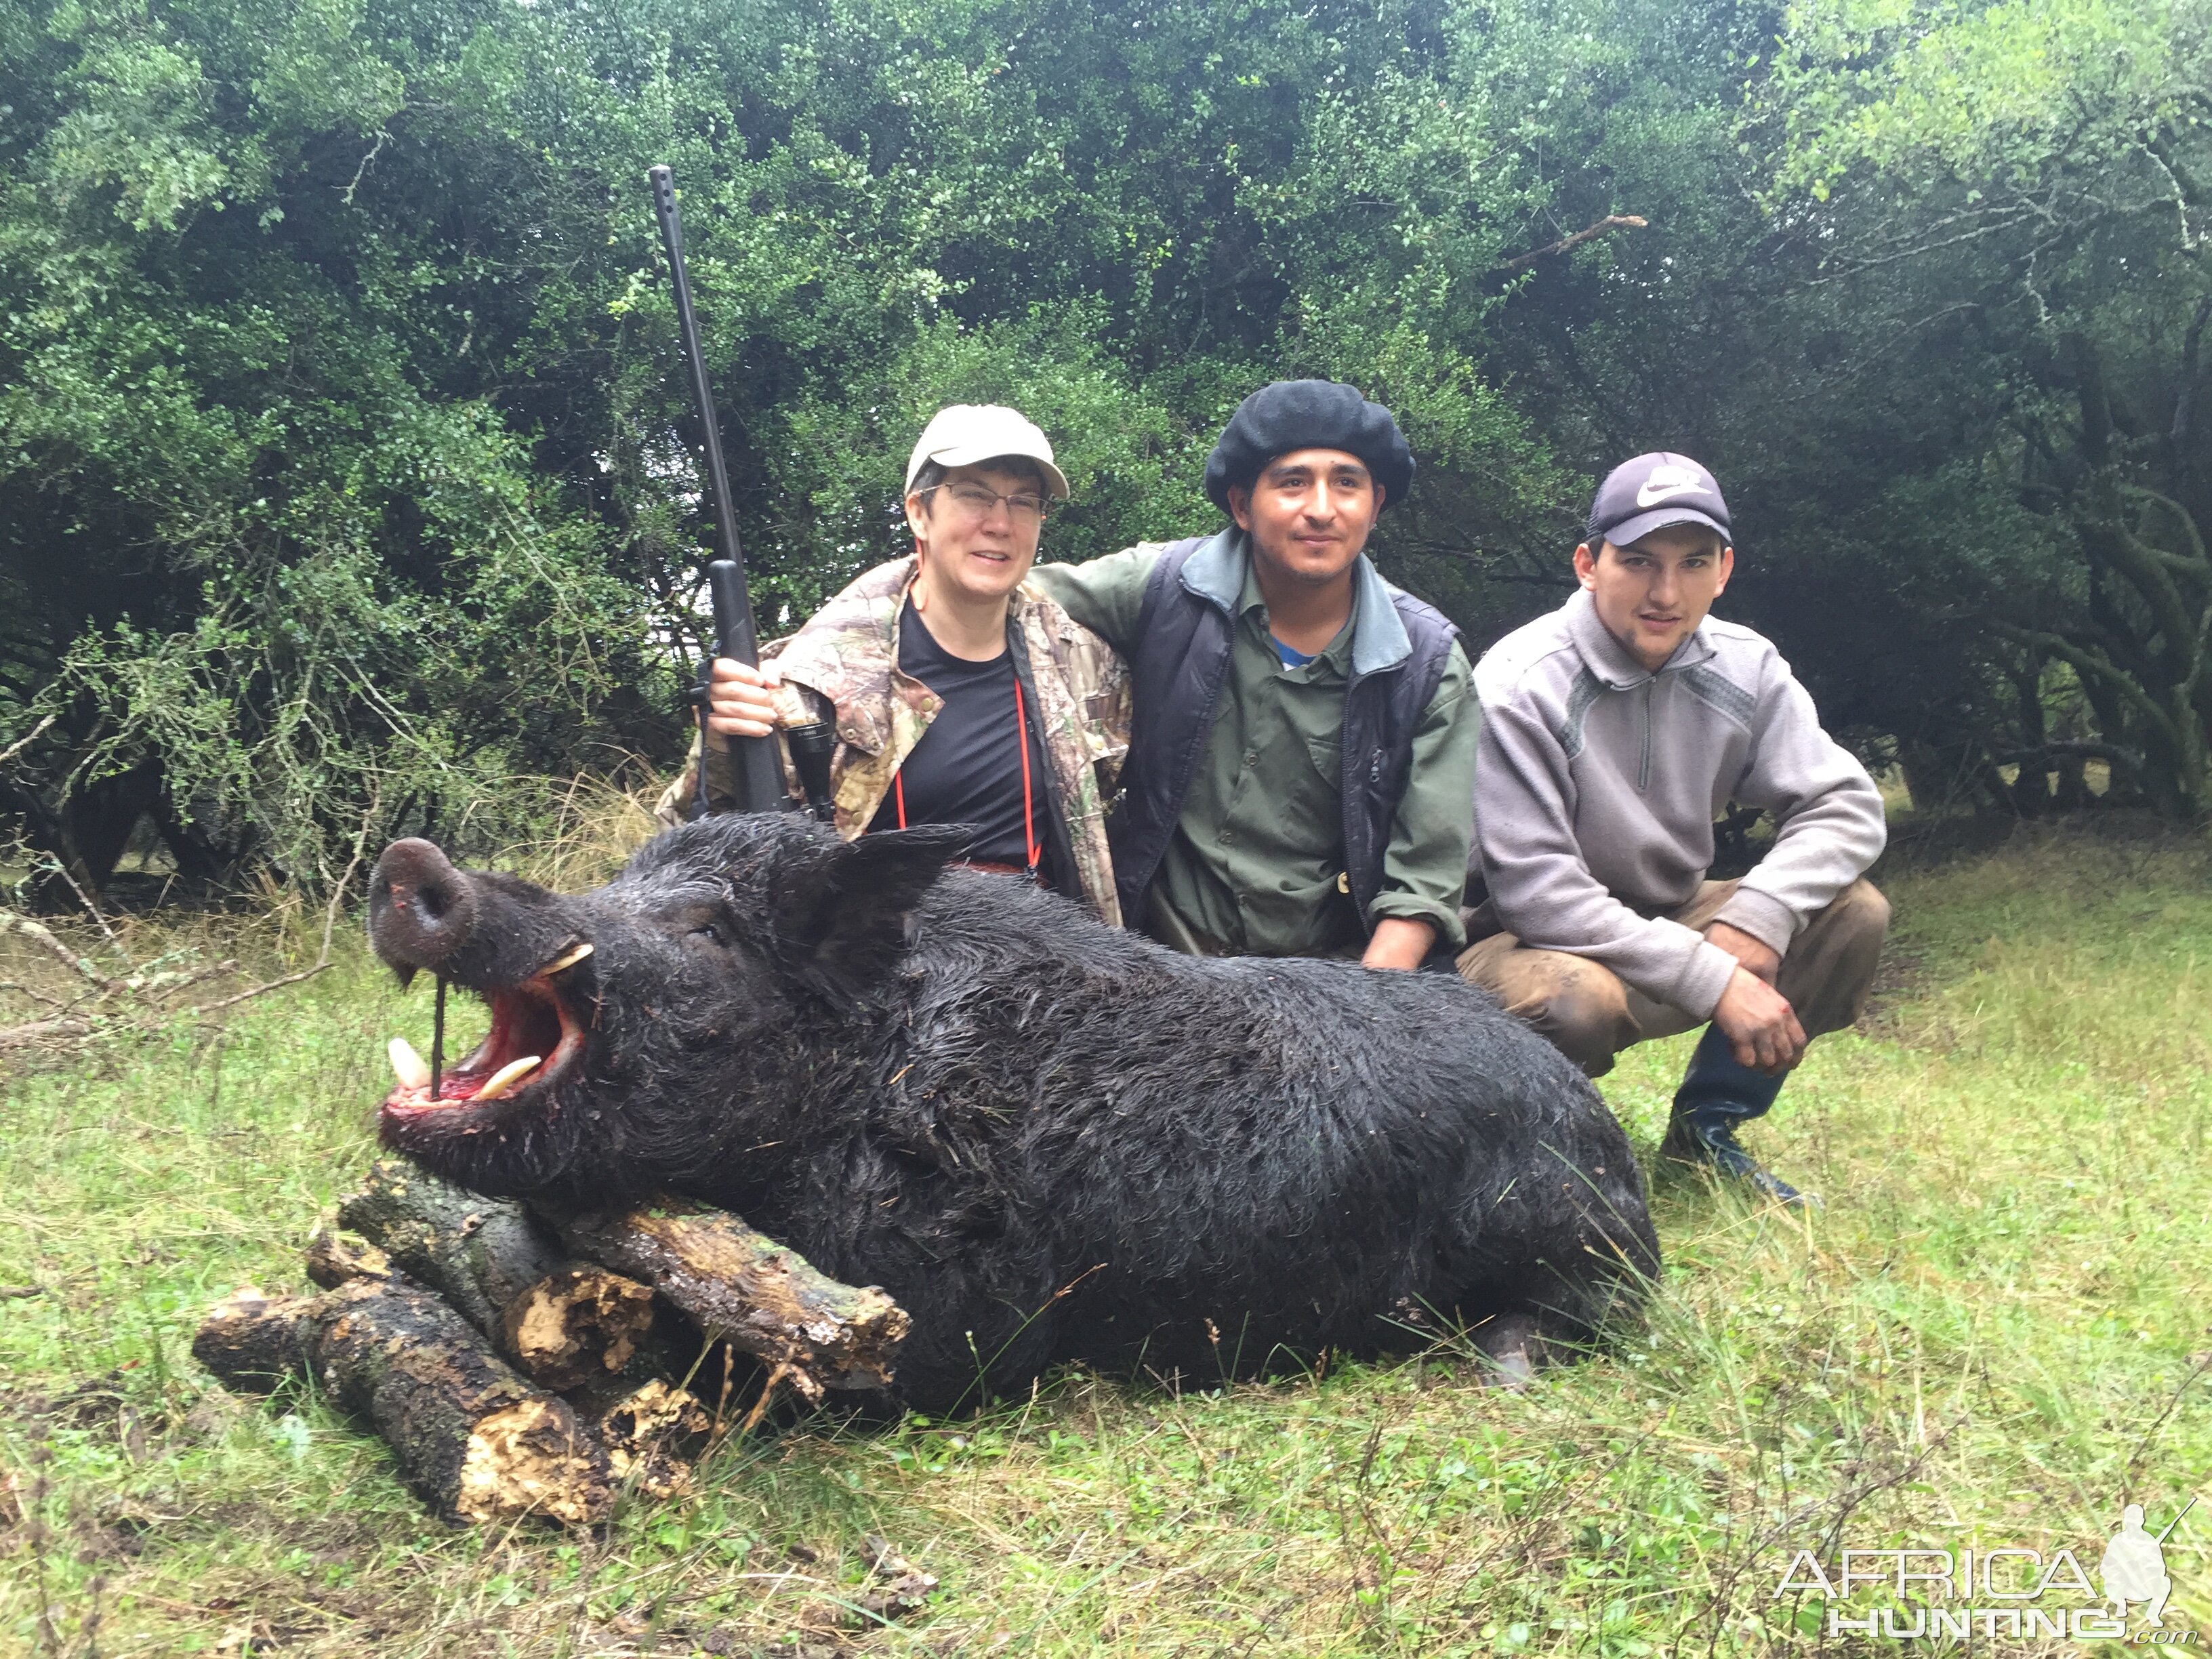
[1661,1025,1813,1207]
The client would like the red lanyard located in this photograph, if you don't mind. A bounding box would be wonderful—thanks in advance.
[1014,679,1040,874]
[891,676,1040,876]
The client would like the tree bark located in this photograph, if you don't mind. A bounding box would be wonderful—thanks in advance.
[545,1206,910,1401]
[336,1160,569,1334]
[316,1277,613,1525]
[327,1172,661,1391]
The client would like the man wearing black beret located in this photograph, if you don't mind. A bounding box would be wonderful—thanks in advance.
[1029,380,1477,968]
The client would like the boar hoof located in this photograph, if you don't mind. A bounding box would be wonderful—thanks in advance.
[1471,1313,1540,1390]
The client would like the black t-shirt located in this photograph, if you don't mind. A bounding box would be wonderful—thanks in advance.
[866,600,1052,871]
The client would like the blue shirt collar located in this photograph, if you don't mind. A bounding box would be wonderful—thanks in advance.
[1177,528,1412,678]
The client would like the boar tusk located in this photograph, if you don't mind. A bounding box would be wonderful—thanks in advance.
[474,1055,542,1101]
[388,1036,432,1090]
[539,941,594,976]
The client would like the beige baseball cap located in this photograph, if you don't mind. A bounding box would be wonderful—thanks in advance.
[904,404,1071,499]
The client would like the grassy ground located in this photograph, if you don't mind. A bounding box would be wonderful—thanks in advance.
[2,819,2208,1656]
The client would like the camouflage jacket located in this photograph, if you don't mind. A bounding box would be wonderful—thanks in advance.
[655,557,1132,924]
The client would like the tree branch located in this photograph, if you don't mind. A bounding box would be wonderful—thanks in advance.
[1988,622,2179,747]
[0,1018,95,1050]
[0,912,119,993]
[2173,293,2212,457]
[1495,215,1647,274]
[0,714,56,771]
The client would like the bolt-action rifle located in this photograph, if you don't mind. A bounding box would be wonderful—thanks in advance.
[648,165,834,820]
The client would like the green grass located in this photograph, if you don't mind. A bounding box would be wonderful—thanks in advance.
[3,823,2209,1655]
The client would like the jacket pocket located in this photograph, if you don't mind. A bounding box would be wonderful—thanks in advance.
[1305,735,1343,787]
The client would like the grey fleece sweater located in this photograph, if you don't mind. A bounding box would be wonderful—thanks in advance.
[1472,590,1887,1019]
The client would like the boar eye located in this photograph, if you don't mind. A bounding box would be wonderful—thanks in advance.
[689,918,731,948]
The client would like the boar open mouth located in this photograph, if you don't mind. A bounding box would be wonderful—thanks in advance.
[380,942,592,1131]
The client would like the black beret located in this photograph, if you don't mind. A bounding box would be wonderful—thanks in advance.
[1203,380,1415,514]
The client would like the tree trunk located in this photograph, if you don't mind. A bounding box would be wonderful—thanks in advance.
[2009,651,2051,816]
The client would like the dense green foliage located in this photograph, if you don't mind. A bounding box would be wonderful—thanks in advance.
[4,0,2209,892]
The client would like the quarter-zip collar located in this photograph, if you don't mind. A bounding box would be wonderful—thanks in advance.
[1563,588,1718,689]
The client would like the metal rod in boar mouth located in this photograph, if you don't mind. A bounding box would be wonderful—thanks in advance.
[648,162,787,819]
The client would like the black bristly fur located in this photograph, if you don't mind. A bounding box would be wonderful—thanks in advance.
[373,815,1661,1414]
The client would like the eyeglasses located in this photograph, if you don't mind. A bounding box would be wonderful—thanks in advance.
[918,483,1052,525]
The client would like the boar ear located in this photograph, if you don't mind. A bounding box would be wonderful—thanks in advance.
[773,825,968,997]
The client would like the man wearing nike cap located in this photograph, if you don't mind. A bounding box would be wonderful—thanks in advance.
[1459,451,1889,1205]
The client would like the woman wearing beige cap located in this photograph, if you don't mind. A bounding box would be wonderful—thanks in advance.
[665,405,1130,923]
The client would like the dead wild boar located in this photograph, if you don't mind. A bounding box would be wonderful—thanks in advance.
[367,815,1658,1412]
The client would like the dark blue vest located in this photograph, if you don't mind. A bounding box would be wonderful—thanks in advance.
[1107,536,1460,933]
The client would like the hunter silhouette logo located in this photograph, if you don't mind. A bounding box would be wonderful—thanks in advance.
[1773,1498,2198,1641]
[2106,1499,2193,1629]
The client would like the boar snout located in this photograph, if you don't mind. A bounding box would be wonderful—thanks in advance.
[369,838,480,978]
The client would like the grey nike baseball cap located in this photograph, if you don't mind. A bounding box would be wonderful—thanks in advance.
[1586,451,1732,549]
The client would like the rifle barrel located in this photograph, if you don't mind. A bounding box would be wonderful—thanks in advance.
[649,163,785,814]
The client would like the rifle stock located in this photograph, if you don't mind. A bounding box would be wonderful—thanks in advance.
[650,163,787,817]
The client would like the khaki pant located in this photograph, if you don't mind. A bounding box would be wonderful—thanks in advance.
[1454,879,1890,1077]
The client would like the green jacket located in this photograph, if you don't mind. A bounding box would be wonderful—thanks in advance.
[1030,539,1476,957]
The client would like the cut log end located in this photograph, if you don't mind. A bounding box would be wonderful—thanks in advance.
[501,1268,659,1391]
[456,1395,614,1526]
[192,1288,310,1392]
[590,1379,712,1501]
[337,1160,567,1334]
[305,1227,394,1289]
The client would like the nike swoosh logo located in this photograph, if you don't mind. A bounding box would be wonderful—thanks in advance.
[1636,471,1707,508]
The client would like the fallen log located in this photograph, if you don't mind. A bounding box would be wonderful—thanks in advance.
[194,1276,614,1525]
[330,1165,661,1391]
[546,1206,909,1399]
[315,1277,613,1525]
[336,1160,567,1334]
